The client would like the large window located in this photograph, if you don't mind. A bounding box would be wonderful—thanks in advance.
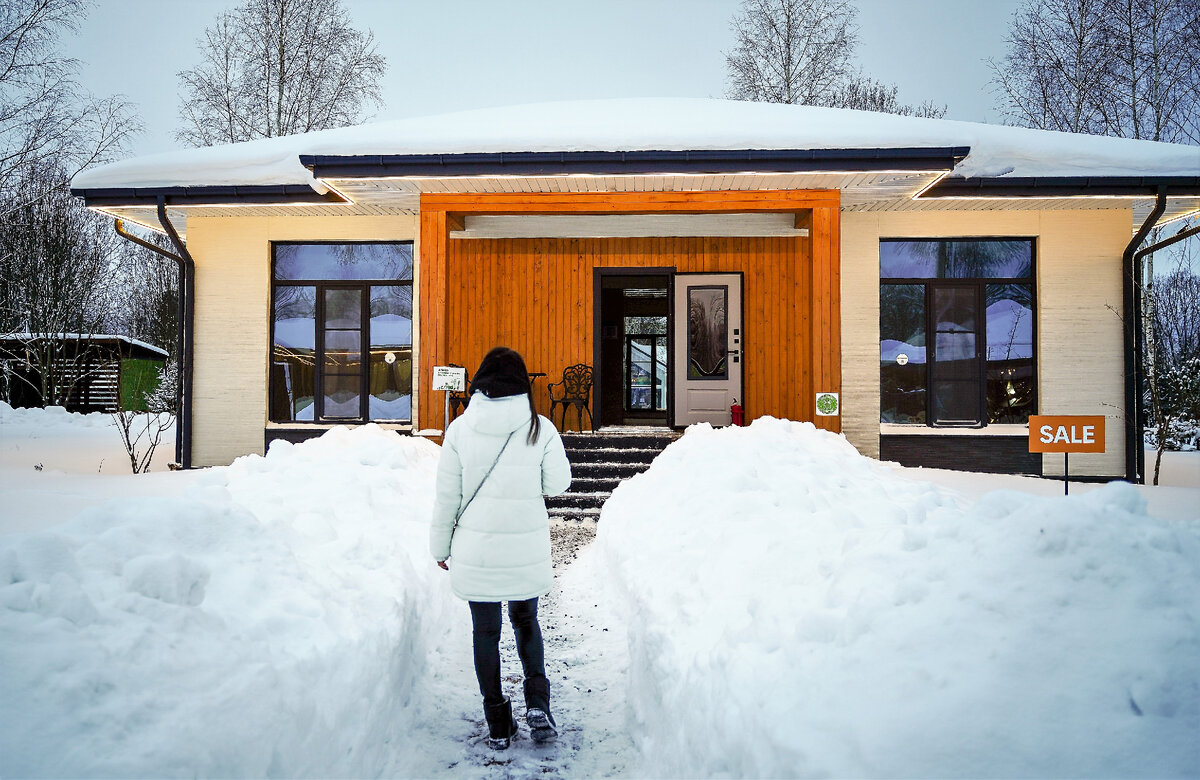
[880,239,1035,427]
[270,242,413,423]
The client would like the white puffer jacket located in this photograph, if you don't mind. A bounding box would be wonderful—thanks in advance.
[430,393,572,602]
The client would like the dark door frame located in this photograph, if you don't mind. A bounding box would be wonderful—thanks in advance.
[592,266,676,429]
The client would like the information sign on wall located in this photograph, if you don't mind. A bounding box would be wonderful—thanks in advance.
[432,366,466,392]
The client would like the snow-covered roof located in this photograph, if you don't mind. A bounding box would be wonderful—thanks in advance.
[72,98,1199,191]
[0,333,169,358]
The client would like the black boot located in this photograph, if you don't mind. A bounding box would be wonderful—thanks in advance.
[483,698,519,750]
[524,678,558,743]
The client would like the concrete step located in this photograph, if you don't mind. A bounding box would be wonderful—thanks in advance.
[561,431,680,451]
[568,475,627,493]
[546,492,610,510]
[568,461,647,480]
[563,447,663,465]
[548,506,602,522]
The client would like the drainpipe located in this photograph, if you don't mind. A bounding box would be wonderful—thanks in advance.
[114,218,188,467]
[1133,220,1200,483]
[1121,188,1167,484]
[154,197,196,470]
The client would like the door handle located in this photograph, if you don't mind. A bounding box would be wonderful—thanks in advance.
[727,349,741,355]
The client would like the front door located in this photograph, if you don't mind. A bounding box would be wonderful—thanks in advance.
[672,273,743,426]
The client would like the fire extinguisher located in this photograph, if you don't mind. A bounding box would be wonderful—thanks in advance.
[730,399,744,426]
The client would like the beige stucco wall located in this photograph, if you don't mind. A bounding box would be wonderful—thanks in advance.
[841,208,1131,477]
[184,214,419,467]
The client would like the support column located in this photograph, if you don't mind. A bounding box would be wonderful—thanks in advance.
[417,207,450,432]
[811,203,842,433]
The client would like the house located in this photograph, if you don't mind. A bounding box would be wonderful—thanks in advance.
[70,99,1200,480]
[0,333,168,413]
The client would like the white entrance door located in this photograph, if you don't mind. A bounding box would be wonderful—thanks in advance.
[672,273,743,426]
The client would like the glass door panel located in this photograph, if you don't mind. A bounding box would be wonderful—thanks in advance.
[321,287,363,419]
[929,285,982,425]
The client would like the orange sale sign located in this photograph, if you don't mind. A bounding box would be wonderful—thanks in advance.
[1028,415,1106,454]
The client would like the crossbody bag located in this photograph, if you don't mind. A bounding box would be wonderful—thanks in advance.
[454,430,516,526]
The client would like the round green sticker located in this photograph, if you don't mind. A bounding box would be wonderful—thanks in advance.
[816,393,839,415]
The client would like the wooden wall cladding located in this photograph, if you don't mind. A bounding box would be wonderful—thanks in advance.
[418,192,841,434]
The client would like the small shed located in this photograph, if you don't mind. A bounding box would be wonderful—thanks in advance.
[0,334,169,413]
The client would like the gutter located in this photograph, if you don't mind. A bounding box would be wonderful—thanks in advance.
[113,218,189,468]
[113,205,195,469]
[299,147,972,179]
[1132,220,1200,483]
[72,184,347,207]
[1122,188,1168,484]
[154,197,196,470]
[922,175,1200,198]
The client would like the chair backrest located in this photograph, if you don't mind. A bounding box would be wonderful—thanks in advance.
[560,363,593,399]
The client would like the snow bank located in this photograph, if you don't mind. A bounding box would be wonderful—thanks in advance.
[0,425,450,778]
[597,418,1200,778]
[72,98,1200,190]
[0,401,116,431]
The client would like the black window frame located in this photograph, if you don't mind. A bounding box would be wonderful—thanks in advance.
[269,240,414,425]
[880,237,1038,429]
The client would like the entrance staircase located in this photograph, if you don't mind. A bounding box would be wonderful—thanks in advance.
[547,428,681,522]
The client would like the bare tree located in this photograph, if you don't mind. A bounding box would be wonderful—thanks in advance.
[112,360,176,474]
[990,0,1200,142]
[991,0,1199,481]
[724,0,947,117]
[0,0,140,184]
[107,234,179,360]
[176,0,387,146]
[0,163,123,406]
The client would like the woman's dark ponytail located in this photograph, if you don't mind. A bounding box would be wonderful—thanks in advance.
[526,392,541,446]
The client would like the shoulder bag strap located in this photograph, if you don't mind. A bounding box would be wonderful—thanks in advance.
[455,430,516,524]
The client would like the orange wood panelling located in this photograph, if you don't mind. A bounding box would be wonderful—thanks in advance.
[419,234,819,432]
[810,206,842,433]
[416,191,841,433]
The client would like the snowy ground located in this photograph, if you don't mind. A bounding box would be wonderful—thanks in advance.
[1,405,1197,778]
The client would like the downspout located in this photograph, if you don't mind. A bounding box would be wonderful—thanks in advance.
[1133,220,1200,482]
[155,197,196,470]
[1121,188,1167,484]
[114,218,188,467]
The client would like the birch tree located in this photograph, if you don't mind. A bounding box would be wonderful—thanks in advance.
[0,0,139,184]
[990,0,1200,481]
[176,0,387,146]
[724,0,947,117]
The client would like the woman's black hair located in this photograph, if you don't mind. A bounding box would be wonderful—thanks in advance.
[471,346,541,445]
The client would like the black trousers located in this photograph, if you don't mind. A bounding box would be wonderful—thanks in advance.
[468,598,549,710]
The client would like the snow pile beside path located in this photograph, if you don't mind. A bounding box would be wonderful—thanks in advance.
[0,425,448,778]
[598,418,1200,778]
[0,400,115,430]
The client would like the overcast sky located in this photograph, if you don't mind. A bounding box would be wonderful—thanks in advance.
[69,0,1024,158]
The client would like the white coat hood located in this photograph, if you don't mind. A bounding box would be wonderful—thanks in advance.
[459,392,533,437]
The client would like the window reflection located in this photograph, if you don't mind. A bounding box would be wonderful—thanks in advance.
[270,286,316,421]
[879,240,1036,428]
[369,285,413,420]
[269,243,413,423]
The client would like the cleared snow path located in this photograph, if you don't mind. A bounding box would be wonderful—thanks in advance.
[382,520,635,779]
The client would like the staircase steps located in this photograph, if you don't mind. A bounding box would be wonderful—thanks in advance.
[548,428,680,523]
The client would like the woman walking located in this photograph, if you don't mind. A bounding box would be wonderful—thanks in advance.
[430,347,573,750]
